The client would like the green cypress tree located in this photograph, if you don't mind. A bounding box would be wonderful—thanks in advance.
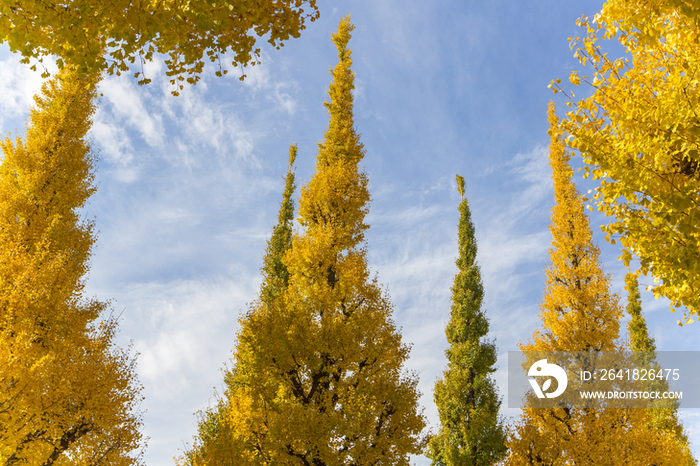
[625,258,655,353]
[260,144,297,304]
[428,175,506,466]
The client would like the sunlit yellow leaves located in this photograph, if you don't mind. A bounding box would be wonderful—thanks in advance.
[0,0,320,94]
[179,16,426,466]
[506,103,693,466]
[569,71,581,86]
[556,0,700,320]
[523,103,622,353]
[0,68,145,466]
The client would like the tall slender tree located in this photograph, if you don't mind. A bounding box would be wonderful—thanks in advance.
[180,144,298,466]
[428,175,506,466]
[0,68,144,465]
[181,16,426,466]
[506,102,690,466]
[625,257,655,354]
[260,144,298,304]
[623,257,695,465]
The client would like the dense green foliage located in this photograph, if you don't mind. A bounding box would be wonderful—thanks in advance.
[428,175,506,466]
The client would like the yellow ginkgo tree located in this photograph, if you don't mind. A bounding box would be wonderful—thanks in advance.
[552,0,700,322]
[506,103,693,466]
[179,144,298,466]
[0,67,145,466]
[179,16,427,466]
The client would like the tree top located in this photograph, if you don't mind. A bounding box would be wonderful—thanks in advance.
[332,15,355,58]
[455,174,465,199]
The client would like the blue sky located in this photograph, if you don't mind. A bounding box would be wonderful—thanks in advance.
[1,1,698,465]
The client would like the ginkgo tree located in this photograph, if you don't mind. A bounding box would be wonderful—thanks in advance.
[0,67,145,466]
[551,0,700,322]
[621,253,695,465]
[506,103,693,466]
[179,15,427,466]
[180,144,298,466]
[0,0,319,94]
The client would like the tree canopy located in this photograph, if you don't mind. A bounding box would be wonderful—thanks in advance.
[428,175,506,466]
[506,103,690,466]
[0,66,145,466]
[179,16,426,466]
[552,0,700,322]
[0,0,319,94]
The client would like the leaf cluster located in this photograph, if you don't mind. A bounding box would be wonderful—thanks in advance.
[551,0,700,321]
[0,0,319,95]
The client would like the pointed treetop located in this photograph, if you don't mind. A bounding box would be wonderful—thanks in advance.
[260,144,297,304]
[317,14,364,167]
[547,101,572,185]
[455,174,465,199]
[332,15,355,57]
[523,101,622,352]
[623,254,657,353]
[298,14,369,250]
[287,142,297,168]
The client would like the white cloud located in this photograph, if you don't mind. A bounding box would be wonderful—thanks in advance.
[155,80,259,166]
[99,275,258,464]
[501,144,553,224]
[241,60,271,91]
[98,77,165,148]
[224,50,298,116]
[272,83,297,115]
[91,114,142,183]
[92,117,134,164]
[0,50,57,131]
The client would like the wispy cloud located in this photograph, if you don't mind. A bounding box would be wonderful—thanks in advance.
[0,53,57,133]
[99,77,165,148]
[103,275,259,462]
[363,145,554,438]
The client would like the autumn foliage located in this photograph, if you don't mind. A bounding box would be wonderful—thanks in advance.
[506,103,692,466]
[178,143,298,466]
[180,16,426,466]
[554,0,700,321]
[0,0,320,94]
[0,68,144,465]
[3,1,698,464]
